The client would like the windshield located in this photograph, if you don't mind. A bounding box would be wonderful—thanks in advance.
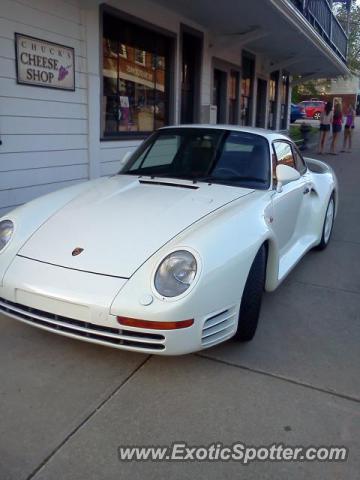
[121,128,271,189]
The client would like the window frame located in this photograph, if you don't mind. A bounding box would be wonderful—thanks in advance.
[100,5,176,141]
[241,51,255,126]
[180,24,203,124]
[134,48,146,66]
[291,143,308,176]
[268,71,279,130]
[211,58,241,125]
[280,73,290,130]
[119,44,127,59]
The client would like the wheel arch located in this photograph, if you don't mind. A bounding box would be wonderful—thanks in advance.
[332,187,338,217]
[262,236,280,292]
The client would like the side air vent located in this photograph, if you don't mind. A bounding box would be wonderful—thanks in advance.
[201,306,237,347]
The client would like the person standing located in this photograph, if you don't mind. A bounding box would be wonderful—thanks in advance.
[341,105,355,153]
[330,102,343,155]
[318,101,333,154]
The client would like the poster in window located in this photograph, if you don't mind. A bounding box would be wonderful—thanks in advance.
[119,96,130,108]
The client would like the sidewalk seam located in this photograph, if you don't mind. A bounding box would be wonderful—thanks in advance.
[26,355,152,480]
[197,353,360,404]
[332,239,360,246]
[290,279,360,296]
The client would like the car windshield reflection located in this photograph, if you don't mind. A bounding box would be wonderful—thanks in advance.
[120,128,271,190]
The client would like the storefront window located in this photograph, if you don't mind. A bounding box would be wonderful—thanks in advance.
[241,54,255,126]
[134,49,146,66]
[229,70,239,125]
[241,78,251,125]
[280,73,290,130]
[119,44,127,59]
[268,71,278,130]
[102,12,171,138]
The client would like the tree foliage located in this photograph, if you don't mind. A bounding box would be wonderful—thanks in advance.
[292,78,331,103]
[335,1,360,73]
[291,2,360,102]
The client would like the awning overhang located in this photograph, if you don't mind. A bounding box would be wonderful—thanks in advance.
[153,0,350,79]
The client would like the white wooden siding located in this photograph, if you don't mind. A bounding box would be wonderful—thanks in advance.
[0,97,87,119]
[0,150,88,172]
[100,141,141,177]
[0,178,86,212]
[0,117,88,135]
[0,0,88,216]
[0,17,86,57]
[0,0,84,40]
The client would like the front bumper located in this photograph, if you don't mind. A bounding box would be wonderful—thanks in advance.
[0,256,237,355]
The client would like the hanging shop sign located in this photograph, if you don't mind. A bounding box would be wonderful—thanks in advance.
[15,33,75,91]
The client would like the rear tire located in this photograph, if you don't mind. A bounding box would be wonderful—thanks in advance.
[313,112,321,120]
[233,245,266,342]
[316,195,335,250]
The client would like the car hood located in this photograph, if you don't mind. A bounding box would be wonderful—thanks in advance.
[19,175,253,278]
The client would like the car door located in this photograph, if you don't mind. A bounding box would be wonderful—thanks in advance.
[292,143,313,237]
[307,102,315,118]
[271,140,308,255]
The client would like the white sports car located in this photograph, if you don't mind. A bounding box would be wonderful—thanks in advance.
[0,126,337,355]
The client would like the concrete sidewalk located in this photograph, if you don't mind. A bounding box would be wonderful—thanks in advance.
[0,124,359,480]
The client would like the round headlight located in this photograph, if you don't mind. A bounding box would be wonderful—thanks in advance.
[0,220,14,252]
[154,250,197,298]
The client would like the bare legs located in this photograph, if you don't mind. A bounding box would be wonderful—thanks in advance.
[330,132,339,154]
[342,128,352,152]
[318,130,328,154]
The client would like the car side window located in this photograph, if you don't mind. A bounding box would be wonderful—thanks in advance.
[273,141,296,169]
[292,145,307,175]
[212,132,271,189]
[272,141,297,187]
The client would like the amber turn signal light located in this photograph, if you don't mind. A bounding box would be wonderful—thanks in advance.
[117,317,194,330]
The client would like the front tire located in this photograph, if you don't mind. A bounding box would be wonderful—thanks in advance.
[313,112,321,120]
[233,245,266,342]
[316,195,335,250]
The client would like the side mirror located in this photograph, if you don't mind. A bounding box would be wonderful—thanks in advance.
[276,164,301,192]
[119,151,133,171]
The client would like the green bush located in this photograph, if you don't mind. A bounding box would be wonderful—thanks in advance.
[289,125,318,143]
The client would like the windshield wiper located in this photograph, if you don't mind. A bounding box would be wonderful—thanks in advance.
[138,178,199,190]
[139,173,197,181]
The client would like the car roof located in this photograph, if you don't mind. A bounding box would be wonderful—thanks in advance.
[159,124,291,142]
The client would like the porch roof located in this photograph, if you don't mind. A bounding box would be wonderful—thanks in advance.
[154,0,350,79]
